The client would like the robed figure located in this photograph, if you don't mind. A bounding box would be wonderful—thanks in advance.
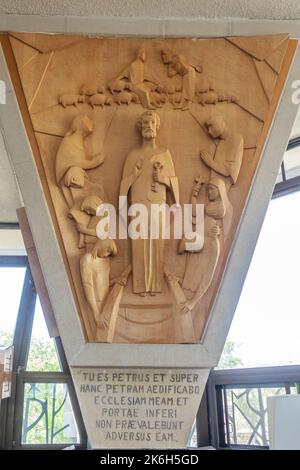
[119,111,179,295]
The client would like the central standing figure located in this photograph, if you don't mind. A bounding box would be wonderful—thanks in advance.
[119,111,179,295]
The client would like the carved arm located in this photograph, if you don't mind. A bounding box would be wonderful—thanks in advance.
[200,150,230,177]
[76,223,96,237]
[82,153,104,170]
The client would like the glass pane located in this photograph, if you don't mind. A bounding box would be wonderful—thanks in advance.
[26,297,61,372]
[22,383,79,445]
[283,147,300,179]
[223,386,289,446]
[0,266,26,347]
[218,191,300,368]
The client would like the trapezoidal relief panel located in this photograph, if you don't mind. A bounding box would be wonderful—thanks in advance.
[8,33,291,344]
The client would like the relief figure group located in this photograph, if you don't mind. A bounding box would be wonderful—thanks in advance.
[55,45,244,341]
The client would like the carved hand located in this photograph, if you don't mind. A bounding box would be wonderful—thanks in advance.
[153,161,167,185]
[193,175,205,196]
[199,149,213,166]
[134,159,143,177]
[154,172,169,186]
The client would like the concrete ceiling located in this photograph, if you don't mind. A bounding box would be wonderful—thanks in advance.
[0,0,300,20]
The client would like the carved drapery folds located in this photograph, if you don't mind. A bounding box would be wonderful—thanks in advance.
[10,33,290,343]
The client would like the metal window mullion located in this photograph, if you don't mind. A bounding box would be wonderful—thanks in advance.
[216,386,227,448]
[206,374,220,449]
[0,255,27,267]
[210,365,300,385]
[281,161,287,182]
[196,387,210,447]
[21,372,70,383]
[54,339,87,447]
[286,136,300,150]
[222,388,231,446]
[54,336,70,374]
[273,175,300,198]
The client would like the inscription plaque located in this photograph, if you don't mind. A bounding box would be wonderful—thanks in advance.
[72,367,209,448]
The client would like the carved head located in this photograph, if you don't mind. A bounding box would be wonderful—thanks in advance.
[173,55,189,76]
[81,195,103,216]
[137,47,146,62]
[94,238,117,258]
[205,115,226,139]
[70,114,93,137]
[207,183,220,202]
[63,166,86,188]
[137,111,160,140]
[208,178,228,205]
[161,48,174,64]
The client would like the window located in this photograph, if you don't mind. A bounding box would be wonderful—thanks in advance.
[0,254,87,449]
[207,366,300,449]
[0,257,27,347]
[219,188,300,369]
[26,298,61,372]
[221,384,298,447]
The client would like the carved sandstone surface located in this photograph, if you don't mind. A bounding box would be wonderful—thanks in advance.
[10,33,290,344]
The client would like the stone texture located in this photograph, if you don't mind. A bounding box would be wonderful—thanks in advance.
[1,0,300,20]
[72,367,209,449]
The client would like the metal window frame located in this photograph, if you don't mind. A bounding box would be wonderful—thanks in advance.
[206,365,300,449]
[273,136,300,197]
[14,372,85,449]
[0,255,87,450]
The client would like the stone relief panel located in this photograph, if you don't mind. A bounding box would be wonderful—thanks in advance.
[10,33,290,344]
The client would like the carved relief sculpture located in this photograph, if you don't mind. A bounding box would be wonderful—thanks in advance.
[10,33,292,343]
[108,47,162,109]
[179,177,232,312]
[119,110,179,295]
[161,48,202,110]
[69,195,117,325]
[200,114,244,191]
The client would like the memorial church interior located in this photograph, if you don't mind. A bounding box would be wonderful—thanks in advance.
[0,0,300,452]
